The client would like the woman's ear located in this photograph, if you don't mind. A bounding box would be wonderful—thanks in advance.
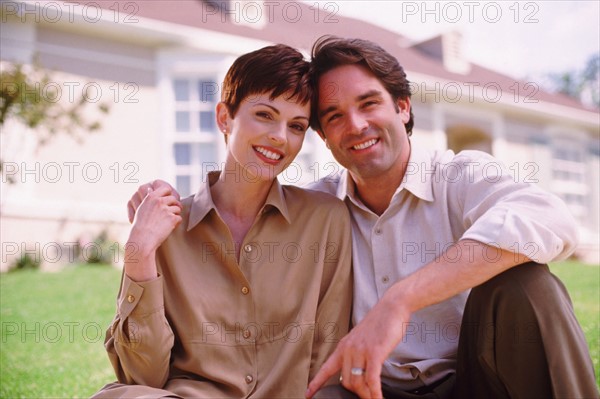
[216,102,231,137]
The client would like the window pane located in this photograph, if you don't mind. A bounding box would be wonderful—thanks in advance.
[176,175,191,198]
[199,80,218,103]
[176,111,190,132]
[199,111,216,132]
[174,143,191,165]
[198,142,218,164]
[174,80,189,102]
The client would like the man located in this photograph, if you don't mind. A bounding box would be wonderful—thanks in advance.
[303,36,596,399]
[129,36,597,398]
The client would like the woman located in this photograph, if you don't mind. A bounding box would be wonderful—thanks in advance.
[91,44,352,398]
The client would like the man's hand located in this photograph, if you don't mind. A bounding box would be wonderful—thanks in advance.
[306,296,412,399]
[128,180,180,223]
[306,240,529,399]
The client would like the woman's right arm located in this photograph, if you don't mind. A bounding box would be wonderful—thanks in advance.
[104,186,182,387]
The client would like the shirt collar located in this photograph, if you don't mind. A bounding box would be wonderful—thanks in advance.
[400,146,435,202]
[337,145,435,206]
[187,171,291,231]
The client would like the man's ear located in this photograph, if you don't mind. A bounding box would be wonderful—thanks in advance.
[216,102,231,136]
[396,97,411,123]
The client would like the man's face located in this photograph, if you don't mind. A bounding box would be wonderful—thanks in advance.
[316,64,411,182]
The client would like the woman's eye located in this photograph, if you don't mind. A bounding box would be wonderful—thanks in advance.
[257,111,272,119]
[290,124,307,133]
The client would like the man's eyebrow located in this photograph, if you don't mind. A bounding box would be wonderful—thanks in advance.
[318,104,338,119]
[319,89,384,119]
[357,90,383,101]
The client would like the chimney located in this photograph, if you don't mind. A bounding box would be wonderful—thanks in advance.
[413,31,471,75]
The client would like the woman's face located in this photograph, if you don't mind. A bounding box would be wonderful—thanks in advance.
[220,92,310,183]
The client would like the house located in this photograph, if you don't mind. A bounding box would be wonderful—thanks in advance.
[1,0,598,270]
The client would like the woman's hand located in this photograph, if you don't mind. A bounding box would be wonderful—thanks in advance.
[125,185,182,282]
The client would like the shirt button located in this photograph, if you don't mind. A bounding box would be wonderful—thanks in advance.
[243,330,251,339]
[245,375,253,384]
[382,276,390,284]
[241,286,250,295]
[244,244,252,253]
[127,294,135,303]
[374,228,382,235]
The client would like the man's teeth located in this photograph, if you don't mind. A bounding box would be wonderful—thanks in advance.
[256,147,281,160]
[353,139,377,150]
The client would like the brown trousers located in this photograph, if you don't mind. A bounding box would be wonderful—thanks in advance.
[315,263,598,399]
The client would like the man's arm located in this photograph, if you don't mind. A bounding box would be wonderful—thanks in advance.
[306,239,530,399]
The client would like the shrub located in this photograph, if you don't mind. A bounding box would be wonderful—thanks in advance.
[10,252,42,271]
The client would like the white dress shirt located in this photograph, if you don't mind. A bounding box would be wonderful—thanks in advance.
[308,146,578,389]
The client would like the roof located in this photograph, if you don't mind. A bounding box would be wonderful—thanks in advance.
[57,0,598,113]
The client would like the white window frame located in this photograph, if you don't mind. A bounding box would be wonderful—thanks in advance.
[157,52,233,197]
[549,132,589,219]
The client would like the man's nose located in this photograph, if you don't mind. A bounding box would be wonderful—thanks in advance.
[348,111,368,135]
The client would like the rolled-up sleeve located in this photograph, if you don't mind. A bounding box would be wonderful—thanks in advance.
[104,274,174,388]
[452,151,578,263]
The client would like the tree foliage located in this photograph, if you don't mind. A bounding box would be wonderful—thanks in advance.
[547,53,600,109]
[0,60,110,182]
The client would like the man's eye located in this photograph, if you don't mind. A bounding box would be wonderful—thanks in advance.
[328,113,341,123]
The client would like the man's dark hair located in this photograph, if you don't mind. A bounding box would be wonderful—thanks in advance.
[310,35,414,135]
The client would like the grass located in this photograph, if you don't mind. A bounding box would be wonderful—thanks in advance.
[549,260,600,388]
[1,265,121,398]
[0,261,598,398]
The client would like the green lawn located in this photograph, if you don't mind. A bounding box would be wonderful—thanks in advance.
[0,261,598,398]
[1,266,121,398]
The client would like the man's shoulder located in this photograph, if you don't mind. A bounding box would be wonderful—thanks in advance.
[281,183,350,220]
[282,183,344,207]
[303,168,345,197]
[421,149,502,177]
[426,148,496,165]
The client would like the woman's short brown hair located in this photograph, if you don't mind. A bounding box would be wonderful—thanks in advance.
[221,44,312,117]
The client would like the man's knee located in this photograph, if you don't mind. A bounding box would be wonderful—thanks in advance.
[468,262,568,309]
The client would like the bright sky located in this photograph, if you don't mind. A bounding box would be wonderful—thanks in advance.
[310,1,600,81]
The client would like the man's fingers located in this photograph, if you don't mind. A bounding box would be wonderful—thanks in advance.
[146,184,174,198]
[128,183,152,223]
[127,201,136,224]
[128,182,182,224]
[306,354,342,398]
[151,179,180,201]
[168,205,182,215]
[365,363,383,399]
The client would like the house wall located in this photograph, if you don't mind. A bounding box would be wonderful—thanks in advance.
[1,11,598,270]
[1,17,162,270]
